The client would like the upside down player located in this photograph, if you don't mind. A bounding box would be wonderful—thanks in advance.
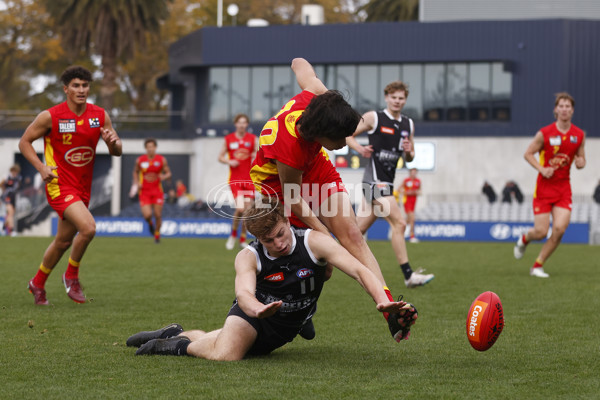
[249,58,416,342]
[126,200,417,359]
[513,92,586,277]
[218,113,257,250]
[133,138,172,243]
[19,66,122,305]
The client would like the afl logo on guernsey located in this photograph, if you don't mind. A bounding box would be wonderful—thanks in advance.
[296,268,314,279]
[65,146,95,167]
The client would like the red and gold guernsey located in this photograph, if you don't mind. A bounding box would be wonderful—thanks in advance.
[45,101,105,200]
[535,122,584,199]
[402,177,421,202]
[225,132,256,182]
[136,154,166,193]
[250,90,335,196]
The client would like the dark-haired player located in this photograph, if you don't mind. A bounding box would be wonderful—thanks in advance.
[249,58,408,342]
[19,65,122,305]
[514,92,586,277]
[347,82,434,289]
[127,200,417,359]
[133,138,172,243]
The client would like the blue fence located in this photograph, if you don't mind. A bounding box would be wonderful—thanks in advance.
[50,217,590,244]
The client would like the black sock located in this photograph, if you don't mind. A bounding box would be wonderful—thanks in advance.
[175,339,190,356]
[400,262,413,280]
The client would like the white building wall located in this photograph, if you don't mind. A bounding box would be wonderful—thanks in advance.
[420,0,600,22]
[2,136,598,214]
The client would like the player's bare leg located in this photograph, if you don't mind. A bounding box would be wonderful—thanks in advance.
[319,191,386,285]
[515,212,550,260]
[529,207,571,277]
[152,203,163,242]
[180,317,256,360]
[375,196,409,265]
[355,196,378,236]
[227,200,244,250]
[140,204,155,235]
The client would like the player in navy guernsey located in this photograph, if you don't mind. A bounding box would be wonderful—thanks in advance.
[127,200,418,360]
[347,81,434,289]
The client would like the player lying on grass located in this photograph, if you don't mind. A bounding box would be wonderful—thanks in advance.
[127,199,418,360]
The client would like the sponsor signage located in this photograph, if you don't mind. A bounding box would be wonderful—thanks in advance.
[52,217,233,238]
[365,219,589,243]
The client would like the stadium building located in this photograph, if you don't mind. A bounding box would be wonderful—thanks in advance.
[1,9,599,241]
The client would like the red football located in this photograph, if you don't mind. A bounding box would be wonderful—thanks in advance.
[466,291,504,351]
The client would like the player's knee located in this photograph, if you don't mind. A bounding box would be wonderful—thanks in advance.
[389,217,407,234]
[55,238,73,252]
[78,222,96,242]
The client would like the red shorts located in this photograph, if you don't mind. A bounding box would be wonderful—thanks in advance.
[229,180,256,199]
[533,192,572,214]
[139,188,164,206]
[46,186,90,219]
[403,196,417,213]
[259,158,346,228]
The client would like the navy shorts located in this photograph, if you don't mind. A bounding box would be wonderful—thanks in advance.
[227,301,305,356]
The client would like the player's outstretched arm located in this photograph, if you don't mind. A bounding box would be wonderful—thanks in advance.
[307,231,408,314]
[234,249,283,319]
[291,58,327,95]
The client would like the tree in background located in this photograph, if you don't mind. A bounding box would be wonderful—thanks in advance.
[42,0,172,111]
[359,0,419,22]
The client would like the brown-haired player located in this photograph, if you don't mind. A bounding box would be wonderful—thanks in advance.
[514,92,586,277]
[218,113,257,250]
[126,199,417,359]
[346,81,434,289]
[19,65,122,305]
[249,58,414,342]
[133,138,172,243]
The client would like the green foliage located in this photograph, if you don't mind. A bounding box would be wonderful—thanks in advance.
[360,0,419,22]
[1,237,599,399]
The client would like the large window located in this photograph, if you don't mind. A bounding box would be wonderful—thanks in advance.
[207,62,512,125]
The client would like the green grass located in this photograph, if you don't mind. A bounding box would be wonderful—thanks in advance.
[1,237,599,399]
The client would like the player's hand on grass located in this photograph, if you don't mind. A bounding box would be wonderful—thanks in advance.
[256,300,283,319]
[377,301,415,316]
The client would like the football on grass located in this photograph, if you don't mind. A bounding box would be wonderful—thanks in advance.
[466,291,504,351]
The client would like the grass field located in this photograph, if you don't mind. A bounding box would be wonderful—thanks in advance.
[1,236,598,399]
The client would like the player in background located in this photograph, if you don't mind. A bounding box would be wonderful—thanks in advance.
[126,200,417,359]
[250,58,414,342]
[513,92,586,277]
[1,164,23,236]
[133,138,172,243]
[398,168,422,243]
[19,65,122,305]
[218,114,257,250]
[346,81,433,288]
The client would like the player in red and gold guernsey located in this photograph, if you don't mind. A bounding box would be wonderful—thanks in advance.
[399,168,422,243]
[218,114,257,250]
[133,138,172,243]
[514,92,586,278]
[19,66,122,305]
[250,58,418,343]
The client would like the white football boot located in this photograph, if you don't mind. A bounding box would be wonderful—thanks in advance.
[405,269,435,288]
[530,267,549,278]
[225,235,236,250]
[513,235,526,259]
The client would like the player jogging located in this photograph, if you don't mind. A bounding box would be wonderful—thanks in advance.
[346,81,433,288]
[19,65,122,305]
[126,200,418,359]
[513,92,586,277]
[218,114,257,250]
[400,168,422,243]
[249,58,412,342]
[133,138,172,243]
